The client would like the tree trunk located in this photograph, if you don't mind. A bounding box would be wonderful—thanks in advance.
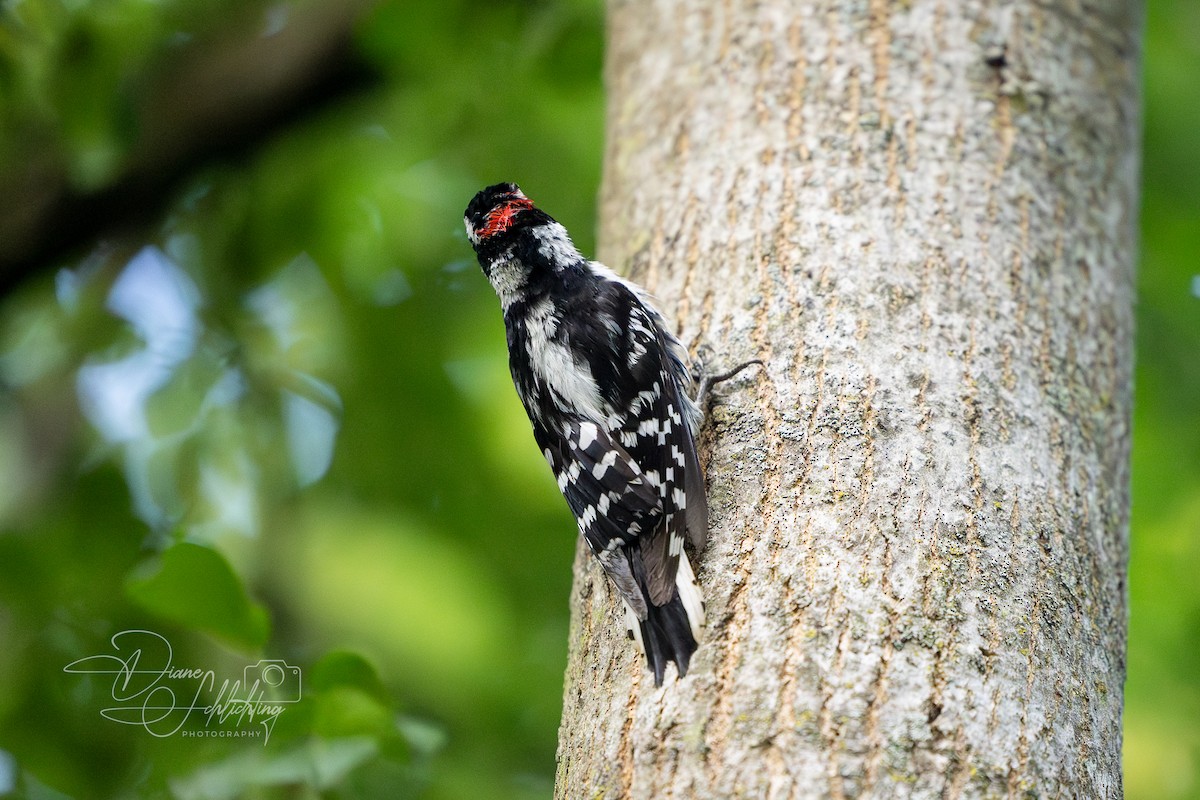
[555,1,1139,798]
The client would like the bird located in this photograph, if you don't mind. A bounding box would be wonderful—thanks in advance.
[464,182,710,685]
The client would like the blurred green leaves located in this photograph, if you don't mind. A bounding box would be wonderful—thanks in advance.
[169,737,383,800]
[1125,1,1200,798]
[0,0,601,797]
[309,652,395,739]
[286,503,516,712]
[126,542,270,649]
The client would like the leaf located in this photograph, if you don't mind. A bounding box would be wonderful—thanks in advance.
[169,736,380,800]
[310,652,395,741]
[124,542,269,650]
[312,686,393,740]
[311,650,390,702]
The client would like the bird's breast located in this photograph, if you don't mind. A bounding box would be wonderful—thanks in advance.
[520,299,609,424]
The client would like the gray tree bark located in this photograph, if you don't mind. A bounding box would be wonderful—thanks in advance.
[555,1,1140,798]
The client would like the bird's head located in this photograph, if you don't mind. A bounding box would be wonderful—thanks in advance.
[464,182,539,251]
[465,182,585,306]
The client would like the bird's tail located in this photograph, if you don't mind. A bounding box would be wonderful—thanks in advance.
[624,551,706,686]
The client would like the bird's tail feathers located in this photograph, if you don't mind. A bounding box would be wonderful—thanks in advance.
[623,551,706,686]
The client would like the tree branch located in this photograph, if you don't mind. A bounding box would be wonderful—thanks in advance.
[0,0,379,297]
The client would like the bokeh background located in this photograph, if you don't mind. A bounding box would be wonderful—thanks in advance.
[0,1,1193,798]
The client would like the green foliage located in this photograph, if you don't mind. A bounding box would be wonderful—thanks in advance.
[125,542,271,650]
[0,0,1194,798]
[0,0,600,797]
[1124,2,1200,797]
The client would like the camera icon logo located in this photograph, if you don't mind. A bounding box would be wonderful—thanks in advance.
[243,659,302,702]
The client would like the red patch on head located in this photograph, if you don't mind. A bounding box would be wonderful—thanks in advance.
[479,196,534,239]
